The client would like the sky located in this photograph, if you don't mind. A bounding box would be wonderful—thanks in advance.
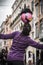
[0,0,15,26]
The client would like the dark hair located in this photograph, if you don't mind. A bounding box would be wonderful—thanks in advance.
[24,23,31,32]
[22,23,31,36]
[20,8,33,15]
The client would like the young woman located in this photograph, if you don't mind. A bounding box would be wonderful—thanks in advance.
[0,8,43,65]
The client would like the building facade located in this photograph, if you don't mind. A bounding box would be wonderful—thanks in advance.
[0,15,13,51]
[34,0,43,65]
[4,15,13,51]
[0,0,43,65]
[0,21,6,51]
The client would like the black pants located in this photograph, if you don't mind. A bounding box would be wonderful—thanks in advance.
[1,59,6,65]
[7,60,25,65]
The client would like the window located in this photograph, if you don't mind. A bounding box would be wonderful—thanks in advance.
[35,0,43,16]
[32,20,34,28]
[24,4,26,9]
[20,23,23,30]
[32,32,34,39]
[15,28,16,31]
[35,23,39,38]
[21,23,22,26]
[35,3,39,16]
[6,27,8,31]
[4,41,6,45]
[0,43,2,46]
[0,40,3,45]
[31,1,34,11]
[28,51,31,58]
[40,0,43,14]
[39,19,43,41]
[35,0,39,3]
[21,23,23,28]
[40,19,43,33]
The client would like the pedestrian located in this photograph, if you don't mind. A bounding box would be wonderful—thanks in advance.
[1,49,6,65]
[0,8,43,65]
[0,52,1,59]
[5,47,8,65]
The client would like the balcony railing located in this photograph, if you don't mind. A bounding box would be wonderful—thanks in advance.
[10,13,20,27]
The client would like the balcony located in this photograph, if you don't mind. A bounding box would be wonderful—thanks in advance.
[5,20,8,24]
[35,0,39,5]
[39,33,43,42]
[10,13,20,27]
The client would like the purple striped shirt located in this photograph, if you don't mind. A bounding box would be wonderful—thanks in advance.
[0,31,43,61]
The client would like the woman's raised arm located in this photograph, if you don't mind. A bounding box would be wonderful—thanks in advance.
[0,31,18,39]
[27,38,43,49]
